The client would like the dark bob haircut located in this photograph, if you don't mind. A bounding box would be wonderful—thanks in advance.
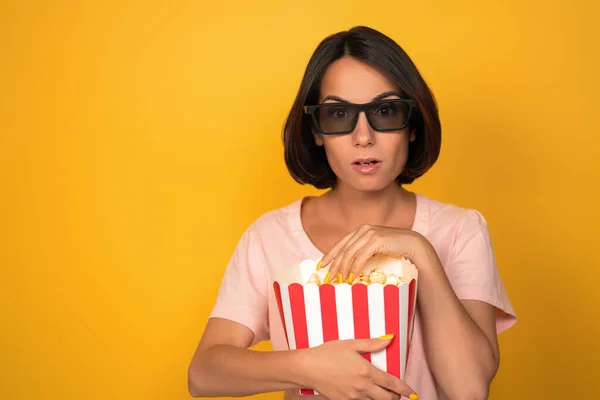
[283,26,442,189]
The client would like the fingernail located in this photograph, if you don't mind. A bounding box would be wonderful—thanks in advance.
[378,333,394,341]
[346,272,354,284]
[409,394,419,400]
[324,271,331,284]
[316,259,323,270]
[336,273,342,283]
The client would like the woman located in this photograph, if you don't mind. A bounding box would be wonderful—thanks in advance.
[188,26,516,400]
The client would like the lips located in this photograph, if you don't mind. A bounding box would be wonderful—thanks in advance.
[352,157,381,166]
[351,157,382,175]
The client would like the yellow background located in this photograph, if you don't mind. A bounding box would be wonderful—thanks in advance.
[1,0,598,399]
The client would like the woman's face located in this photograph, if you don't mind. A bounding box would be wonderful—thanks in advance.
[314,56,415,193]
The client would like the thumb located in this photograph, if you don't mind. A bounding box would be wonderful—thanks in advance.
[352,334,395,354]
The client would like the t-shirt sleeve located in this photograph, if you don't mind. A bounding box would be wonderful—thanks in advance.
[446,209,517,333]
[208,227,270,345]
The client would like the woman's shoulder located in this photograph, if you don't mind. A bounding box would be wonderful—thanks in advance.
[233,197,316,262]
[243,197,305,237]
[416,193,490,234]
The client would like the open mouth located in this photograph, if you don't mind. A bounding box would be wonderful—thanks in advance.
[353,158,381,166]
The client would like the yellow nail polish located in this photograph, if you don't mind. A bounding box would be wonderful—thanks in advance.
[409,394,419,400]
[324,271,331,284]
[346,272,354,284]
[378,333,394,341]
[316,259,323,270]
[336,273,342,283]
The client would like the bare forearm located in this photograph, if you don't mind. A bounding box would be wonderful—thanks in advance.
[188,345,308,398]
[415,246,498,399]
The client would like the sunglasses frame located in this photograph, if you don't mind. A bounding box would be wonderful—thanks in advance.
[303,99,417,135]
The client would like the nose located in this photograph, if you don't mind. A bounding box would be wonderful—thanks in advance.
[352,112,375,147]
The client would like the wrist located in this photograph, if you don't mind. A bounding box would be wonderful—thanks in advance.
[288,348,316,389]
[410,231,442,273]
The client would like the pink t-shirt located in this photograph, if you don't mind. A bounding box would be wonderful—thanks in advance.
[209,193,517,400]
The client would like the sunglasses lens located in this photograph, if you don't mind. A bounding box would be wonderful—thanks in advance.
[367,101,410,130]
[315,104,357,133]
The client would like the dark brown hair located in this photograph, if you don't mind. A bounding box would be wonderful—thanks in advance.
[283,26,442,189]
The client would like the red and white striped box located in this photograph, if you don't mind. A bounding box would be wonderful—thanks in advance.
[273,255,418,396]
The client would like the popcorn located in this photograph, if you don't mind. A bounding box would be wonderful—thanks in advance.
[306,273,321,285]
[272,254,419,396]
[354,272,371,285]
[385,273,404,286]
[369,268,386,284]
[301,261,407,287]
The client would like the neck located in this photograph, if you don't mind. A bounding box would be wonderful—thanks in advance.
[326,182,414,229]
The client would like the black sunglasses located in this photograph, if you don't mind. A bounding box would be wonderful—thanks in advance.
[304,99,417,135]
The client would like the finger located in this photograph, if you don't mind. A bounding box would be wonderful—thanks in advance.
[373,369,417,399]
[370,392,400,400]
[351,239,384,280]
[366,384,396,400]
[325,228,367,282]
[325,244,350,284]
[337,228,377,282]
[351,336,394,354]
[320,228,358,271]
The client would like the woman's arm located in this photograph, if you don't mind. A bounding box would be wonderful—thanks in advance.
[188,317,418,399]
[414,243,499,400]
[321,222,509,400]
[187,318,306,397]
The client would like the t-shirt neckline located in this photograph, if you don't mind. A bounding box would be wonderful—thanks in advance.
[289,192,428,260]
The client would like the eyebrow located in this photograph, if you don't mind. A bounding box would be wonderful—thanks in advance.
[322,90,403,103]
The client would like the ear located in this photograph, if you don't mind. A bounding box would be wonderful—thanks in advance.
[313,130,324,146]
[409,128,416,142]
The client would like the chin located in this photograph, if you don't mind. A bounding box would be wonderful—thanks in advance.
[349,177,396,193]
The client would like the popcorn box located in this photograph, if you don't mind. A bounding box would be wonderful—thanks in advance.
[273,255,418,396]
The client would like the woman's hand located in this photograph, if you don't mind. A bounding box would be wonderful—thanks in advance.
[300,336,418,400]
[320,225,427,283]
